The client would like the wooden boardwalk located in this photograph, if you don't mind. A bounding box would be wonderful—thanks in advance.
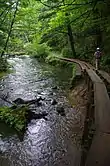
[58,57,110,166]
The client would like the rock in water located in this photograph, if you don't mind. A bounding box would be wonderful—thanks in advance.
[36,96,44,102]
[13,97,44,105]
[51,99,57,105]
[49,92,53,95]
[56,106,65,116]
[27,110,48,122]
[52,86,57,90]
[13,98,25,105]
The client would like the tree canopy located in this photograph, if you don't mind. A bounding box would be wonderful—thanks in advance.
[0,0,110,68]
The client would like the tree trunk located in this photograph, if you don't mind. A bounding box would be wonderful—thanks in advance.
[96,28,102,47]
[93,3,103,49]
[1,0,19,57]
[67,24,76,58]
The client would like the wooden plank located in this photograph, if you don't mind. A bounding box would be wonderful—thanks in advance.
[59,57,86,71]
[57,57,110,165]
[86,69,103,83]
[94,83,110,133]
[99,70,110,84]
[82,61,95,70]
[86,131,110,166]
[86,70,110,166]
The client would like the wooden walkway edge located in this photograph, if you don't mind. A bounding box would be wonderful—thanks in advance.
[58,57,110,166]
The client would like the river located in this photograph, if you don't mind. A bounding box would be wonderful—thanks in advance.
[0,56,83,166]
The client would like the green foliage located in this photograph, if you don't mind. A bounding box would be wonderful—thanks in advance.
[61,47,73,58]
[0,106,28,131]
[0,30,6,54]
[100,55,110,72]
[46,53,60,65]
[46,52,70,66]
[0,0,110,69]
[0,57,8,72]
[25,42,50,59]
[0,0,18,55]
[8,37,24,52]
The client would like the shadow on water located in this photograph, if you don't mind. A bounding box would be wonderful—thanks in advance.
[0,56,84,166]
[0,123,16,137]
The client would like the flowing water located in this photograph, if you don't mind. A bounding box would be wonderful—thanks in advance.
[0,56,84,166]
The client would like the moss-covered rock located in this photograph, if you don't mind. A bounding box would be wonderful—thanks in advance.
[0,106,28,132]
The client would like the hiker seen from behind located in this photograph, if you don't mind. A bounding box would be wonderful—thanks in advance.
[94,47,102,70]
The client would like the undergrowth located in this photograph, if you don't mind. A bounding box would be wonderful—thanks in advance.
[0,57,8,72]
[0,106,28,132]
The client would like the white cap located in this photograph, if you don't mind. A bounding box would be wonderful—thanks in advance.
[97,47,100,50]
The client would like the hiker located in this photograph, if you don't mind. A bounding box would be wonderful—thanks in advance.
[94,47,102,70]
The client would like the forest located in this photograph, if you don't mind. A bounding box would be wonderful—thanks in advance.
[0,1,110,165]
[0,0,110,70]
